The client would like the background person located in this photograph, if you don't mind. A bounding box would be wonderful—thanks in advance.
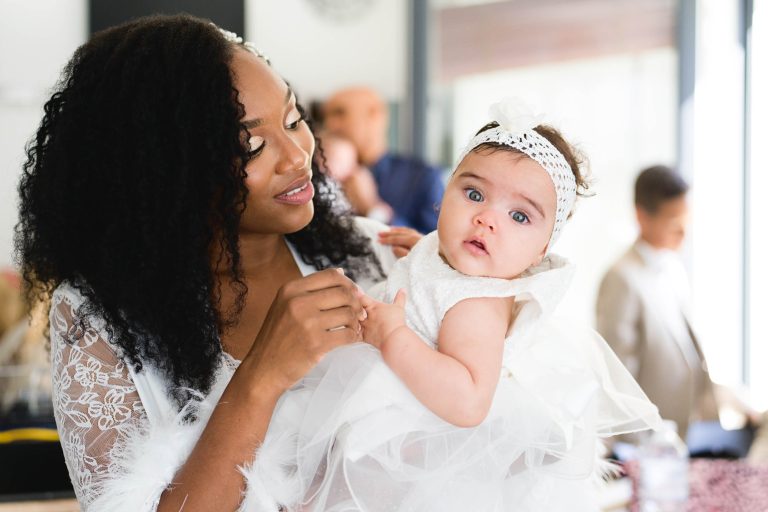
[323,86,444,233]
[315,130,388,219]
[597,165,758,452]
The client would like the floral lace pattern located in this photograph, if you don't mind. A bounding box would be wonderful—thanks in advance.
[50,286,147,509]
[47,219,396,510]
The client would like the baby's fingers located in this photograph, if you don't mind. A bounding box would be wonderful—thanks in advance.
[359,292,377,312]
[392,289,407,308]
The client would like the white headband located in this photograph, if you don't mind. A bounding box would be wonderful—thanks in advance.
[455,99,577,250]
[216,26,271,63]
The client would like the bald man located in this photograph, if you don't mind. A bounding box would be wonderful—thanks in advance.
[323,87,444,233]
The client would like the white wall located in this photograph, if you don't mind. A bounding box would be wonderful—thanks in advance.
[0,0,88,268]
[451,48,678,328]
[244,0,407,102]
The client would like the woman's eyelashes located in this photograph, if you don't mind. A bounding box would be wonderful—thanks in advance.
[285,109,305,130]
[245,111,305,160]
[247,135,265,158]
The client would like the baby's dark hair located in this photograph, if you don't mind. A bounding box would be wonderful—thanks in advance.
[472,122,591,211]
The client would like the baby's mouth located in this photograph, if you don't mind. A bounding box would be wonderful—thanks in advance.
[464,237,488,255]
[470,239,485,251]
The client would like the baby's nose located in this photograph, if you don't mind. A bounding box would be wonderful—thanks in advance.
[473,211,498,232]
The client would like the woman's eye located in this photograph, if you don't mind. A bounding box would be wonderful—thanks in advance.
[510,211,529,224]
[464,188,483,202]
[286,112,304,130]
[247,135,265,158]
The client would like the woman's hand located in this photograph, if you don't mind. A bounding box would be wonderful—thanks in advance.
[378,227,423,258]
[360,289,407,350]
[242,268,366,392]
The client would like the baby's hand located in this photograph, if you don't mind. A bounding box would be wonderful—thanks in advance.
[360,289,407,350]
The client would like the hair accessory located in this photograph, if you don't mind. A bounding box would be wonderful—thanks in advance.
[215,25,271,64]
[455,97,576,251]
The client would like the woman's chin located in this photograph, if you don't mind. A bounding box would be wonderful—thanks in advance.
[239,203,314,235]
[294,203,315,228]
[280,203,315,234]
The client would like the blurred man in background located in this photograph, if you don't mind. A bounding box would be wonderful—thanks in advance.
[596,166,719,441]
[597,166,762,457]
[323,87,444,233]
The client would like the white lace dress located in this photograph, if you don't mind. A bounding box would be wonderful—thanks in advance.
[256,231,662,512]
[50,217,397,512]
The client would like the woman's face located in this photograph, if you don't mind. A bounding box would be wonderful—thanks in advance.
[230,49,315,235]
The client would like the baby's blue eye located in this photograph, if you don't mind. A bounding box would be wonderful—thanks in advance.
[464,188,483,202]
[510,211,529,224]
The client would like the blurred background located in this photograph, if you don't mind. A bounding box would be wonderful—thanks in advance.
[0,0,764,506]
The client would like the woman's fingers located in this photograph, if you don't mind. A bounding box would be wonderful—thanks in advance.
[286,267,351,294]
[309,283,363,312]
[245,268,368,386]
[324,324,364,348]
[319,305,361,333]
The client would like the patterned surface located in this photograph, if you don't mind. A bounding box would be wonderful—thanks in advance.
[625,459,768,511]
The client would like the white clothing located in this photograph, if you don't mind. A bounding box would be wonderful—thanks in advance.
[50,217,397,512]
[596,240,718,438]
[632,240,700,370]
[257,232,662,512]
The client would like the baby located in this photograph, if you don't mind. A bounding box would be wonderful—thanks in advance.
[254,99,661,512]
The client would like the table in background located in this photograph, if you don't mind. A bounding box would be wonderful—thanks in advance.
[0,499,78,512]
[625,459,768,511]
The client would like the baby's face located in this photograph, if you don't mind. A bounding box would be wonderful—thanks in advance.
[437,150,557,279]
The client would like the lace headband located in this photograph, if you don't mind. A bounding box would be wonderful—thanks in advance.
[456,99,576,250]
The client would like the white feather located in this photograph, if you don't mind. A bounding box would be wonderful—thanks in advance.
[85,363,284,511]
[238,431,302,511]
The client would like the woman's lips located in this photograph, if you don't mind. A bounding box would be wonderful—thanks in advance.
[274,179,314,205]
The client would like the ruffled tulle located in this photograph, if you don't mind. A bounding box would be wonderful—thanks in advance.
[259,327,659,511]
[253,232,661,511]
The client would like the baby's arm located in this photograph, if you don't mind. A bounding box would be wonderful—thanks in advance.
[361,291,513,427]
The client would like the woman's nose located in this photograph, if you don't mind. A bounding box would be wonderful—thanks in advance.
[473,210,497,233]
[275,134,309,175]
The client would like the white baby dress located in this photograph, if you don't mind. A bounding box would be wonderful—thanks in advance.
[257,232,662,512]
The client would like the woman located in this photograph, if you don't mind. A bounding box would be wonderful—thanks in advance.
[16,14,398,511]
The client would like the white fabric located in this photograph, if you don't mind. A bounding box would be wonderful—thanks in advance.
[455,99,577,250]
[253,231,662,512]
[633,239,700,369]
[50,217,397,512]
[596,241,717,438]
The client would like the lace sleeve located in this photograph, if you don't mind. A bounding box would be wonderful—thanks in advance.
[50,288,147,510]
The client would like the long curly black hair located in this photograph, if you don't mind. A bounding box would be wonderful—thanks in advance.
[15,14,384,398]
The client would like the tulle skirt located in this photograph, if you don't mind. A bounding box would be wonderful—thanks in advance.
[261,321,660,512]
